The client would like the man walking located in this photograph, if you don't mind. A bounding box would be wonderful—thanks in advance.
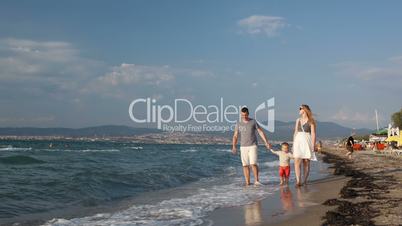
[232,107,271,186]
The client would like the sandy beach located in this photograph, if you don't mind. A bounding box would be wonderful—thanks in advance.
[205,147,402,226]
[319,148,402,225]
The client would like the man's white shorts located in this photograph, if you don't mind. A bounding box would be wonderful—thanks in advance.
[240,145,258,166]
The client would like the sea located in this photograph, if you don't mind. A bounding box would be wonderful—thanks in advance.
[0,140,330,226]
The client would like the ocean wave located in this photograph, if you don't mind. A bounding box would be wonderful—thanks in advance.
[0,155,45,165]
[223,166,237,176]
[181,149,198,153]
[69,149,120,153]
[127,146,143,150]
[216,148,232,153]
[37,149,121,153]
[0,145,32,151]
[44,181,277,226]
[33,148,121,153]
[0,146,120,153]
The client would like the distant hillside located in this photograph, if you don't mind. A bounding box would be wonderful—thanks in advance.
[266,121,373,140]
[0,125,160,137]
[0,121,372,140]
[215,120,373,140]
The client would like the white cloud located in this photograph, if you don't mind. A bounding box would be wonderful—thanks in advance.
[83,62,215,99]
[98,63,174,86]
[0,38,88,80]
[330,107,388,129]
[333,56,402,87]
[331,108,375,123]
[2,38,78,62]
[0,37,221,127]
[237,15,288,37]
[0,37,215,103]
[0,38,104,100]
[388,55,402,64]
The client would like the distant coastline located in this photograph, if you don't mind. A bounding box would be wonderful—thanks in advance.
[0,121,373,143]
[0,133,288,145]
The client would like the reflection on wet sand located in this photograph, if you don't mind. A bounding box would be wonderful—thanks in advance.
[296,185,317,208]
[243,201,262,226]
[242,186,298,226]
[239,185,321,226]
[280,186,294,212]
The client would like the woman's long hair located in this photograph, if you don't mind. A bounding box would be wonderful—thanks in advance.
[301,104,316,126]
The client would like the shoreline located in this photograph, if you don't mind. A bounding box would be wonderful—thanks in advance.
[204,153,346,226]
[205,148,402,226]
[205,175,348,226]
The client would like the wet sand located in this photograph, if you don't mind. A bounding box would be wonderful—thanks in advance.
[205,148,402,226]
[205,175,348,226]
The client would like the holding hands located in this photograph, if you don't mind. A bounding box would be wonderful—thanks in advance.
[265,142,272,150]
[232,143,271,155]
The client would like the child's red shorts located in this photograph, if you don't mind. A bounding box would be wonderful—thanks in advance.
[279,166,290,178]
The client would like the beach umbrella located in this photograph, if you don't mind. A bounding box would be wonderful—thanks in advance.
[385,136,402,144]
[373,128,388,135]
[385,136,398,142]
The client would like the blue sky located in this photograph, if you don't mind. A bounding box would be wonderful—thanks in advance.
[0,0,401,129]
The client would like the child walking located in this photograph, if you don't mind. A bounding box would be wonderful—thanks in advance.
[270,142,293,186]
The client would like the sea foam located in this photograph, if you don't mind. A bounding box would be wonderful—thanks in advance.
[0,145,32,151]
[44,176,278,226]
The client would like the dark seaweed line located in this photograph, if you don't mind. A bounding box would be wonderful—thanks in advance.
[320,151,402,226]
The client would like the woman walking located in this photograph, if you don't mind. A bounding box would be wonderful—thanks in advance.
[293,104,317,187]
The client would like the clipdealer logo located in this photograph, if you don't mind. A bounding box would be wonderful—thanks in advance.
[128,97,275,132]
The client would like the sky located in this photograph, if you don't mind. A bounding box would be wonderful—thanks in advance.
[0,0,401,129]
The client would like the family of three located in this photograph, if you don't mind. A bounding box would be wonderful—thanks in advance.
[232,105,317,187]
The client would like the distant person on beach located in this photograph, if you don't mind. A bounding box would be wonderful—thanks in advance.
[345,136,354,159]
[232,107,272,186]
[317,140,323,152]
[269,142,293,186]
[293,104,317,187]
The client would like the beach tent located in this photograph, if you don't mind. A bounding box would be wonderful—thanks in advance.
[373,128,388,136]
[369,134,387,142]
[385,130,402,146]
